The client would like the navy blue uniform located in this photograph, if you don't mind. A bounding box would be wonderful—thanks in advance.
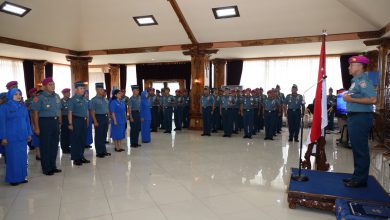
[242,96,254,138]
[258,94,267,130]
[264,98,277,139]
[157,95,164,129]
[90,95,109,155]
[252,95,259,134]
[201,95,214,135]
[232,96,241,133]
[60,97,71,153]
[68,94,89,162]
[162,95,175,132]
[174,95,184,130]
[284,94,303,141]
[31,91,61,174]
[149,95,159,131]
[276,93,285,132]
[212,95,221,132]
[220,95,234,136]
[129,95,141,146]
[183,95,190,128]
[347,72,376,185]
[326,94,337,131]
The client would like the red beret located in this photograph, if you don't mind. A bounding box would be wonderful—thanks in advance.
[62,88,70,93]
[267,90,273,94]
[42,77,54,86]
[348,55,369,65]
[6,81,17,89]
[175,89,180,92]
[149,87,155,91]
[245,88,251,92]
[28,88,37,95]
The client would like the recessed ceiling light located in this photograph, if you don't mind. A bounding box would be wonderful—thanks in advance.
[212,6,239,19]
[133,15,158,26]
[0,1,31,17]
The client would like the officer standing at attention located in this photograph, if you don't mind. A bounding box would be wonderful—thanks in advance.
[264,90,277,140]
[258,88,267,131]
[90,83,111,158]
[201,87,214,136]
[128,85,141,148]
[284,84,304,142]
[68,81,90,166]
[241,88,254,139]
[220,88,233,137]
[162,88,175,133]
[251,89,260,135]
[326,87,337,132]
[31,77,62,175]
[174,89,184,131]
[182,90,191,128]
[157,89,164,129]
[275,85,285,133]
[60,88,71,154]
[231,89,240,134]
[343,55,376,188]
[148,88,159,132]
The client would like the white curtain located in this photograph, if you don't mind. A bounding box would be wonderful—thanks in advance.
[0,58,26,96]
[88,71,105,98]
[240,56,342,104]
[53,65,72,97]
[126,65,137,93]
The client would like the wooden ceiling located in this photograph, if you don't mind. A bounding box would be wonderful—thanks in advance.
[0,0,389,64]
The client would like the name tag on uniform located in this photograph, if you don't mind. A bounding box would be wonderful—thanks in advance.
[46,105,51,108]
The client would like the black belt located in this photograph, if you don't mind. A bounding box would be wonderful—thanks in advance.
[73,116,87,120]
[96,114,108,116]
[244,109,252,111]
[202,106,211,108]
[288,109,301,111]
[265,110,275,113]
[132,110,140,112]
[347,112,372,116]
[164,106,173,109]
[39,116,58,120]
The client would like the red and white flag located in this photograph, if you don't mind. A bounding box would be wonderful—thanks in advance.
[307,33,328,144]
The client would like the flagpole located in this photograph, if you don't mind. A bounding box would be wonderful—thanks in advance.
[292,30,327,182]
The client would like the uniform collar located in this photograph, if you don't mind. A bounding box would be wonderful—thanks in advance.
[42,90,54,97]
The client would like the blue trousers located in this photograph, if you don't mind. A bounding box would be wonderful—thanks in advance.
[243,109,254,137]
[287,109,301,140]
[164,107,173,132]
[264,111,275,138]
[232,108,240,132]
[86,113,93,145]
[95,114,108,155]
[174,106,183,130]
[159,107,164,129]
[39,117,59,173]
[60,116,70,152]
[5,140,27,183]
[212,107,221,131]
[253,108,259,134]
[183,106,190,128]
[70,116,87,161]
[222,108,233,135]
[327,111,335,130]
[277,114,283,131]
[141,120,151,143]
[258,110,264,130]
[347,113,373,184]
[130,111,141,145]
[202,106,212,134]
[151,106,159,131]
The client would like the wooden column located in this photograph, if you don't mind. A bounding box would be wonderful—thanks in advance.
[184,48,218,130]
[378,45,389,110]
[66,56,92,90]
[212,59,226,89]
[109,64,120,90]
[33,60,46,88]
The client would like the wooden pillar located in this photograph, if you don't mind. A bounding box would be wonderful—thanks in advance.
[33,60,46,88]
[184,48,218,130]
[66,56,92,90]
[109,64,120,90]
[378,45,389,110]
[212,59,226,89]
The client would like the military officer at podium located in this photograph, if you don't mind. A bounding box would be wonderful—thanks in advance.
[68,81,90,166]
[284,84,304,142]
[90,83,110,158]
[343,55,376,188]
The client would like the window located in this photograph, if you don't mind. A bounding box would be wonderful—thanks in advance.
[152,82,164,91]
[0,58,26,96]
[240,56,343,104]
[53,64,71,97]
[167,82,180,94]
[125,65,138,93]
[88,70,105,98]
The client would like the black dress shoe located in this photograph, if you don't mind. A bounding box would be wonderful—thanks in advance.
[73,160,83,166]
[223,135,228,137]
[85,145,92,149]
[342,178,352,183]
[211,130,217,133]
[104,153,111,156]
[269,138,274,140]
[201,133,207,136]
[36,156,41,161]
[344,181,367,188]
[136,144,142,147]
[105,141,109,144]
[264,137,269,140]
[20,180,28,184]
[81,158,90,163]
[243,135,248,139]
[294,139,299,142]
[288,138,293,142]
[52,169,62,173]
[130,145,138,148]
[248,136,252,139]
[10,182,19,186]
[96,154,105,158]
[43,171,55,175]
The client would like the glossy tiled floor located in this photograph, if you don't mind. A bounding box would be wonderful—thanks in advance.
[0,126,388,220]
